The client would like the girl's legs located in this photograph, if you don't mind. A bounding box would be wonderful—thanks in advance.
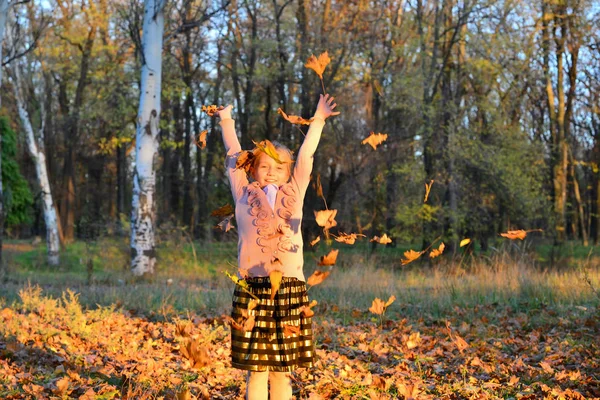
[246,370,269,400]
[269,371,292,400]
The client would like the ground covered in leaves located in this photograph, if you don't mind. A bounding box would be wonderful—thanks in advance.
[0,286,598,399]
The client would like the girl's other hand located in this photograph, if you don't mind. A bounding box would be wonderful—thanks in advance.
[313,94,340,121]
[217,104,233,120]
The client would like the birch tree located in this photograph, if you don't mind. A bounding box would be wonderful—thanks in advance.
[0,0,8,275]
[131,0,165,276]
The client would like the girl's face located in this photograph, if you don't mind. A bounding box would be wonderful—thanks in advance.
[252,152,291,188]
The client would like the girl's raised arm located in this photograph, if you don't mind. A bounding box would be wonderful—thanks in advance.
[218,105,249,200]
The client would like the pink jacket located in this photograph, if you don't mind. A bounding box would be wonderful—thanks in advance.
[220,117,325,281]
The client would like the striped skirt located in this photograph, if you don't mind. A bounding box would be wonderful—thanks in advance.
[230,276,314,372]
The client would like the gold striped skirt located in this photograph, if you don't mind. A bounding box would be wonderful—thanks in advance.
[230,276,314,372]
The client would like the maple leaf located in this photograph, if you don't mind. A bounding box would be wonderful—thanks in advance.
[401,249,424,265]
[283,324,301,337]
[405,331,421,349]
[277,108,314,125]
[424,179,434,203]
[334,232,365,245]
[194,130,208,150]
[216,214,235,232]
[304,51,331,80]
[307,270,330,286]
[459,238,471,247]
[180,338,210,369]
[429,242,445,259]
[318,249,339,266]
[369,295,396,315]
[299,300,318,318]
[253,140,283,164]
[500,229,527,240]
[201,104,224,117]
[314,209,338,230]
[235,150,255,172]
[362,132,388,150]
[175,320,192,338]
[269,270,283,300]
[53,377,70,396]
[310,236,321,246]
[370,233,392,244]
[210,204,234,218]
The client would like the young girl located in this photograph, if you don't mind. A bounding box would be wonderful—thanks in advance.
[218,94,338,400]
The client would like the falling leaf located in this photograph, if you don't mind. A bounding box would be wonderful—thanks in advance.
[401,249,424,265]
[429,242,445,259]
[175,320,193,338]
[299,300,318,318]
[334,232,365,245]
[361,132,388,150]
[224,271,249,290]
[315,174,324,198]
[307,270,330,286]
[370,234,392,244]
[384,295,396,308]
[424,180,434,202]
[216,214,235,232]
[201,104,224,117]
[234,150,255,172]
[283,324,301,337]
[194,130,208,150]
[210,204,234,218]
[318,249,339,266]
[277,108,314,125]
[310,236,321,246]
[369,298,385,315]
[314,209,338,231]
[253,140,283,164]
[500,230,527,240]
[459,238,471,247]
[269,270,283,300]
[304,51,331,80]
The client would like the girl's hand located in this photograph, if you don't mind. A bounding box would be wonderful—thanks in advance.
[313,94,340,120]
[217,104,233,120]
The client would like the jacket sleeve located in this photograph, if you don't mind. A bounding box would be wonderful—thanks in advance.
[292,117,326,198]
[220,118,249,200]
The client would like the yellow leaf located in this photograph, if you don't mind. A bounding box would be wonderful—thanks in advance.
[369,298,385,315]
[459,238,471,247]
[224,271,248,290]
[269,270,283,300]
[304,51,331,79]
[253,140,283,164]
[429,242,445,259]
[235,150,255,172]
[370,233,392,244]
[384,295,396,308]
[401,249,424,265]
[277,108,314,125]
[424,179,434,202]
[361,132,388,150]
[314,209,338,230]
[334,232,364,245]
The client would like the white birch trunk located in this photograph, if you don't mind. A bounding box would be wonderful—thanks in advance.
[0,0,8,273]
[12,66,60,266]
[130,0,165,276]
[0,0,9,106]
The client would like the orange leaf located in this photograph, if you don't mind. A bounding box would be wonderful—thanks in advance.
[314,209,338,230]
[283,324,301,337]
[304,51,331,79]
[315,174,324,198]
[253,140,283,164]
[500,230,527,240]
[318,249,339,266]
[310,236,321,246]
[299,299,318,317]
[334,232,364,245]
[401,249,424,265]
[269,270,283,300]
[235,150,255,172]
[369,298,385,315]
[424,179,434,202]
[429,242,445,259]
[384,295,396,308]
[201,104,224,117]
[277,108,314,125]
[361,132,388,150]
[370,234,392,244]
[216,214,235,232]
[210,204,234,218]
[307,270,330,286]
[194,130,208,150]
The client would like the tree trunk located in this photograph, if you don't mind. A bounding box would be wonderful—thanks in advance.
[131,0,165,276]
[12,66,60,266]
[0,0,9,276]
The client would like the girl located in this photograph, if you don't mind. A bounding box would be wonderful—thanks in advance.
[218,94,338,400]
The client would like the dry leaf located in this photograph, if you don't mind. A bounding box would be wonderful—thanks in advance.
[500,230,527,240]
[210,204,234,218]
[54,377,70,395]
[401,249,424,265]
[370,234,392,244]
[180,338,210,369]
[369,298,385,315]
[429,242,445,259]
[283,324,301,337]
[334,232,365,245]
[253,140,283,164]
[314,209,338,230]
[201,104,224,117]
[318,249,339,266]
[459,238,471,247]
[406,332,421,349]
[176,388,192,400]
[194,130,208,150]
[269,270,283,300]
[384,295,396,308]
[224,271,249,290]
[310,236,321,246]
[304,51,331,79]
[307,270,330,286]
[235,150,255,172]
[362,132,388,150]
[277,108,314,125]
[424,179,434,203]
[299,300,318,318]
[216,214,235,232]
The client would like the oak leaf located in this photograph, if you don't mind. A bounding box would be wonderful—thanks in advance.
[401,249,424,265]
[429,242,445,259]
[269,270,283,300]
[304,51,331,80]
[318,249,339,266]
[500,230,527,240]
[277,108,314,125]
[370,233,392,244]
[314,209,338,230]
[362,132,388,150]
[210,204,234,218]
[307,270,330,286]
